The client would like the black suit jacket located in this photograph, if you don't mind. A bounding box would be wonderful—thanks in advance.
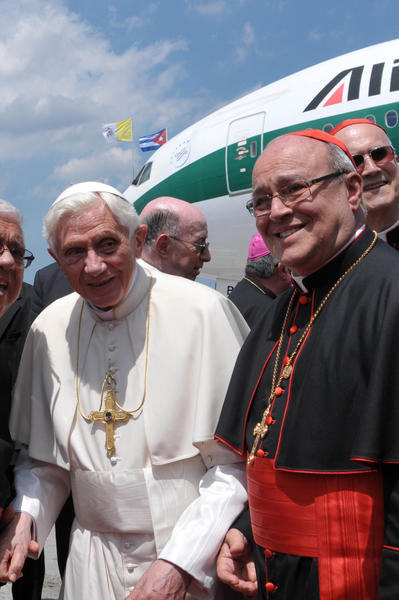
[0,282,32,506]
[30,262,73,323]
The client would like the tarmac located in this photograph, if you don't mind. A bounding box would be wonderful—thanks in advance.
[0,527,61,600]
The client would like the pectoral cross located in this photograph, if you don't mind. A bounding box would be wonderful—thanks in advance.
[248,405,271,465]
[88,372,131,456]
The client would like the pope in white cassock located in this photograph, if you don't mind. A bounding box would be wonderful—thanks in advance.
[0,182,249,600]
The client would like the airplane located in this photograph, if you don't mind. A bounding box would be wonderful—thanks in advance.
[124,39,399,295]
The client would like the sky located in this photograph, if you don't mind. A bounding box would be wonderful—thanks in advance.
[1,0,398,281]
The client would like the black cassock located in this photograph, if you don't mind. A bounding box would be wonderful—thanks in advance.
[216,227,399,600]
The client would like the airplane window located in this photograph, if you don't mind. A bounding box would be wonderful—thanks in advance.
[323,123,333,133]
[250,141,257,158]
[385,110,398,128]
[365,114,376,123]
[132,165,146,186]
[132,162,153,186]
[139,162,152,184]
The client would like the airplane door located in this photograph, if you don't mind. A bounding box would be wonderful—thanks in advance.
[226,112,265,194]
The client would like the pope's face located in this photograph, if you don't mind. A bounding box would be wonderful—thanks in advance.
[252,136,362,277]
[334,123,399,231]
[0,217,24,317]
[51,201,146,308]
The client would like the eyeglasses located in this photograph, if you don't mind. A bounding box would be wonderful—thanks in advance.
[170,236,210,254]
[0,243,35,269]
[246,170,346,217]
[351,145,395,172]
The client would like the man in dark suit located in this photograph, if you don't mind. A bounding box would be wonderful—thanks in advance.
[29,261,74,581]
[0,199,39,599]
[229,233,291,328]
[30,261,72,321]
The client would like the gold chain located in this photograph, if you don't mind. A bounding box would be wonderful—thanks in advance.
[75,272,153,422]
[248,231,378,464]
[243,277,267,295]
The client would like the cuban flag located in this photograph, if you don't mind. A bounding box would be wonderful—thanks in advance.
[139,128,167,152]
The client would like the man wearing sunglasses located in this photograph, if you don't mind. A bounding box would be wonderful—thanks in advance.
[139,196,211,280]
[332,118,399,246]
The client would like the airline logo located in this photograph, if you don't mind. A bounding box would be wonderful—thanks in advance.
[304,59,399,112]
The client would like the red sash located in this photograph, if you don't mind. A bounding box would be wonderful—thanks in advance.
[247,458,384,600]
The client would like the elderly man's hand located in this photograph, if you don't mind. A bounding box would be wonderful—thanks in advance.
[0,512,38,583]
[125,559,191,600]
[217,528,258,597]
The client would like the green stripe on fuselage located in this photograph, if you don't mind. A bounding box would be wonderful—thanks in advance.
[134,101,399,213]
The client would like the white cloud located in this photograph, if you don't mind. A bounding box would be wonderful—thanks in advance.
[235,22,256,62]
[108,3,158,32]
[0,0,196,176]
[51,146,137,190]
[184,0,227,17]
[309,30,323,41]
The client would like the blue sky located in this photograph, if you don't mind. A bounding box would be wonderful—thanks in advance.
[2,0,398,281]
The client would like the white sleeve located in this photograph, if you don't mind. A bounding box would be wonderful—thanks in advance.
[12,445,71,552]
[159,440,247,598]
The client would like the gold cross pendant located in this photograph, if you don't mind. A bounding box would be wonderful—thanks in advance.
[248,406,271,465]
[88,373,131,456]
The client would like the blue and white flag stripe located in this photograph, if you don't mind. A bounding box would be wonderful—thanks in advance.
[139,128,167,152]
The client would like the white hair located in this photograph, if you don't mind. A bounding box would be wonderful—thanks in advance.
[0,199,23,227]
[43,192,140,251]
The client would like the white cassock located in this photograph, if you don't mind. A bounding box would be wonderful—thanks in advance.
[10,265,249,600]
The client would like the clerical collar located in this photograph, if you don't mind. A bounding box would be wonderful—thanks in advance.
[378,217,399,242]
[88,267,138,321]
[292,225,366,293]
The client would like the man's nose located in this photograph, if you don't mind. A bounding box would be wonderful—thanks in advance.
[361,153,381,177]
[269,194,293,221]
[0,247,16,269]
[202,246,211,262]
[84,249,106,274]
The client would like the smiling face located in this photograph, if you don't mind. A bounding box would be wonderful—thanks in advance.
[252,136,362,277]
[0,216,24,317]
[334,123,399,231]
[50,201,146,308]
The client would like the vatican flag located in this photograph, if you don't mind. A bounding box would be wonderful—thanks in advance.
[102,118,133,143]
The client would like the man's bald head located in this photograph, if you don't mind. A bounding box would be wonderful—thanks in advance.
[140,196,211,280]
[332,120,399,232]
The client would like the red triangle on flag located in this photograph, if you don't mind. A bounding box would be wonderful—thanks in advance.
[153,129,167,146]
[323,83,344,107]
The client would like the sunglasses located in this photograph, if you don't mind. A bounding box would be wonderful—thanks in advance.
[352,145,395,171]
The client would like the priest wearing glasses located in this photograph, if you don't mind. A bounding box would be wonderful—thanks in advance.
[0,182,249,600]
[216,130,399,599]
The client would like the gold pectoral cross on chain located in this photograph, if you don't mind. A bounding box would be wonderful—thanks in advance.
[248,405,271,465]
[88,372,131,456]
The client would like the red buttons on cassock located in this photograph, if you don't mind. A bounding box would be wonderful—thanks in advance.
[266,415,273,426]
[283,356,290,365]
[257,449,269,457]
[265,549,275,558]
[289,325,298,334]
[274,386,284,396]
[299,294,310,304]
[265,582,278,592]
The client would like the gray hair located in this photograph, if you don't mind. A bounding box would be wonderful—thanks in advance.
[43,192,140,251]
[327,142,356,173]
[245,254,278,279]
[0,199,23,227]
[142,209,181,245]
[327,142,367,215]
